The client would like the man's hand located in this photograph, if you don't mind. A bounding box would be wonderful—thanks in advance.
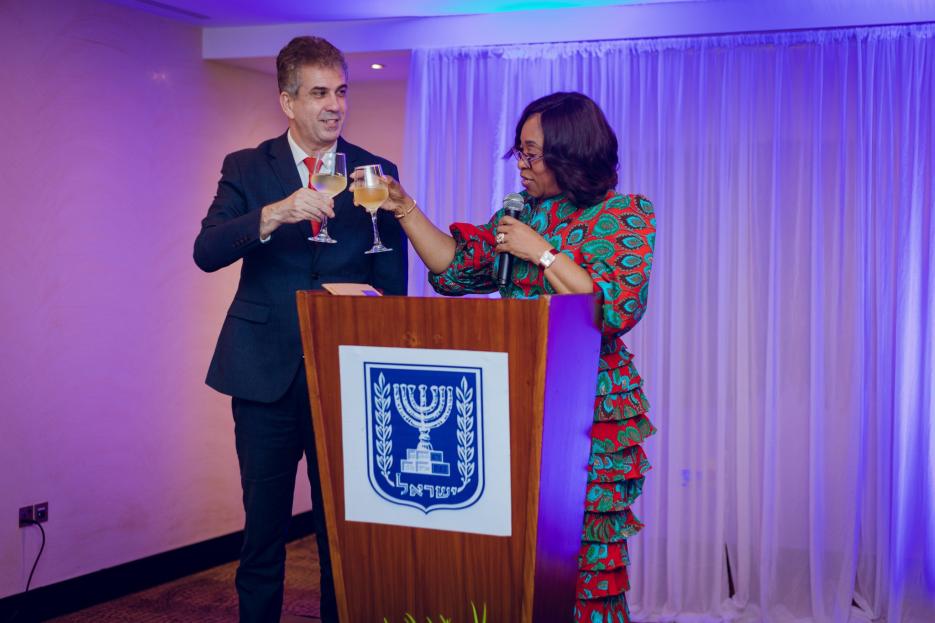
[259,188,335,238]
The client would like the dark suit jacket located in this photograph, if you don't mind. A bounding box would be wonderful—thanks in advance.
[194,133,408,403]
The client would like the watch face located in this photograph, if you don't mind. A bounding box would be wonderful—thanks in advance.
[539,249,557,269]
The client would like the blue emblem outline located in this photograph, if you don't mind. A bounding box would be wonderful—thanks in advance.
[362,361,486,514]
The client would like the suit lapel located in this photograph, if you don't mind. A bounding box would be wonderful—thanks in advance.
[338,136,363,172]
[336,135,366,221]
[268,131,302,195]
[267,131,313,239]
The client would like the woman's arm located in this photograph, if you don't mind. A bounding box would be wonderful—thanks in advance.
[352,173,456,274]
[392,198,457,275]
[540,254,594,294]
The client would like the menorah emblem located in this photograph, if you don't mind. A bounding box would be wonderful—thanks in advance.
[393,382,454,476]
[364,361,485,514]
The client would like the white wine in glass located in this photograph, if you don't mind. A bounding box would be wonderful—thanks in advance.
[308,151,346,243]
[310,173,347,198]
[353,164,392,253]
[354,186,389,213]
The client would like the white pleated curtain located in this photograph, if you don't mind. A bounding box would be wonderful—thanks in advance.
[403,24,935,622]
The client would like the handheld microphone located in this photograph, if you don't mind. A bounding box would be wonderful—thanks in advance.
[496,193,526,288]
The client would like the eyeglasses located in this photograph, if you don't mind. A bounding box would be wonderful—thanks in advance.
[510,147,545,167]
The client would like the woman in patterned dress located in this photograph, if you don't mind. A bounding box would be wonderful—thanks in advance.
[359,91,655,622]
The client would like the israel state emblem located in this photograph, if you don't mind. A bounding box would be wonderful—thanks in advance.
[364,363,484,513]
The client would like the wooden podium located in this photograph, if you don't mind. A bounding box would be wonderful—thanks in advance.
[296,293,601,622]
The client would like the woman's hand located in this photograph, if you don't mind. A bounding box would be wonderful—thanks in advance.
[498,215,594,294]
[348,171,415,216]
[495,216,552,262]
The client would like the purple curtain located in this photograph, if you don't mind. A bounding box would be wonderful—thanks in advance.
[403,24,935,622]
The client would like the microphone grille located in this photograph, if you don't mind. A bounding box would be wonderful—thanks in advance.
[503,193,525,212]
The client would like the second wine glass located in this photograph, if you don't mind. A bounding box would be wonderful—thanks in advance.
[353,164,392,254]
[308,151,347,243]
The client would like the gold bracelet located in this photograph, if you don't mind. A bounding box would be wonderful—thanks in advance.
[395,199,418,219]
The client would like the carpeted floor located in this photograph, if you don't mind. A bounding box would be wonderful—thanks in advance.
[46,536,322,622]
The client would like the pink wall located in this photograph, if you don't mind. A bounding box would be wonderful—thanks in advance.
[0,0,408,598]
[0,0,289,596]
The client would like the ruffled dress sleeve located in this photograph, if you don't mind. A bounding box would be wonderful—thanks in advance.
[579,194,655,338]
[427,211,503,296]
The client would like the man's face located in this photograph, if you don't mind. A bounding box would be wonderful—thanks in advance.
[281,64,347,153]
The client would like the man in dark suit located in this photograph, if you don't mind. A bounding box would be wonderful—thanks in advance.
[194,36,407,623]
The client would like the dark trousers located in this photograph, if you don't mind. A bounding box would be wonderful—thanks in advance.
[232,364,337,623]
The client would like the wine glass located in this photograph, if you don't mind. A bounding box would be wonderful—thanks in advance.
[308,151,347,243]
[353,164,392,254]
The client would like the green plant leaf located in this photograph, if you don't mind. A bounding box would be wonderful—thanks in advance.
[470,601,489,623]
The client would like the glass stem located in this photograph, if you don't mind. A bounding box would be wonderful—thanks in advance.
[370,212,382,246]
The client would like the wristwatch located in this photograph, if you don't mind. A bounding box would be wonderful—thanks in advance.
[538,247,560,270]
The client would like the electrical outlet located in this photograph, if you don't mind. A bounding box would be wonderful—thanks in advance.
[18,505,34,527]
[18,502,48,527]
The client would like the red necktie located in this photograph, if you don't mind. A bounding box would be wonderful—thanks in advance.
[304,156,320,236]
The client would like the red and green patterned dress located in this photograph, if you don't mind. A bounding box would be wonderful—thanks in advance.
[428,190,656,623]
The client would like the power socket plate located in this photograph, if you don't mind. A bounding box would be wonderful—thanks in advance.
[18,502,48,527]
[18,505,34,527]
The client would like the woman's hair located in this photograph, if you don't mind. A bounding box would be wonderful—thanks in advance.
[510,92,618,208]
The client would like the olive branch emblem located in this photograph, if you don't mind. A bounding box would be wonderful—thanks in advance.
[455,377,475,492]
[373,373,393,485]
